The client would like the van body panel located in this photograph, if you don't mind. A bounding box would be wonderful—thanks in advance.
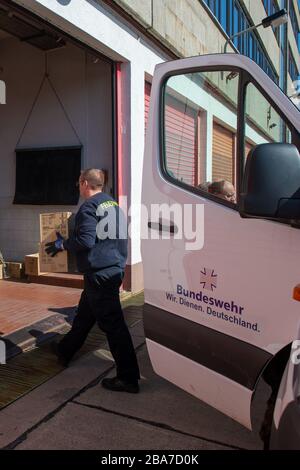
[147,339,253,429]
[142,53,300,426]
[144,303,271,389]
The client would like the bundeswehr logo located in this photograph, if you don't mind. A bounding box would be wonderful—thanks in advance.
[200,268,217,291]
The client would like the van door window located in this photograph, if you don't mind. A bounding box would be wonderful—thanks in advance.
[244,82,295,162]
[163,70,239,204]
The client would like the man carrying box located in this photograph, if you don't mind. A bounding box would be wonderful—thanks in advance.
[45,169,140,393]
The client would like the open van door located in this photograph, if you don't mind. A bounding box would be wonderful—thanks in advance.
[142,54,300,430]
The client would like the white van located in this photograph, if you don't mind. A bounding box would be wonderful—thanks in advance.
[141,54,300,449]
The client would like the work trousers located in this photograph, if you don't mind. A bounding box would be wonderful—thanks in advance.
[58,272,140,382]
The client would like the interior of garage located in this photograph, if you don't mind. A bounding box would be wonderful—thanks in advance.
[0,1,114,281]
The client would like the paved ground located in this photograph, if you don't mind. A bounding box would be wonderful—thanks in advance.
[0,312,268,450]
[0,280,81,336]
[0,299,143,410]
[0,280,132,360]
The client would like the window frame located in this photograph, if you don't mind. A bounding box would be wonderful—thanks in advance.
[160,66,241,210]
[289,0,300,51]
[288,45,300,81]
[159,64,300,218]
[239,71,300,202]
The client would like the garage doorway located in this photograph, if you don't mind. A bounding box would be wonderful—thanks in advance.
[0,0,116,279]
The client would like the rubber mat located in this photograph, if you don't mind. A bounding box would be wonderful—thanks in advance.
[0,292,144,410]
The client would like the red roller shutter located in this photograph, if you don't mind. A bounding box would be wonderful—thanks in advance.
[145,81,199,186]
[165,94,198,186]
[212,123,235,184]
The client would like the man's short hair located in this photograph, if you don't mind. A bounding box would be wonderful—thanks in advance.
[80,169,105,190]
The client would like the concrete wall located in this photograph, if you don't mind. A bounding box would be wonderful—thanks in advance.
[115,0,299,104]
[115,0,300,106]
[114,0,152,28]
[115,0,230,57]
[114,0,283,72]
[0,37,112,262]
[242,0,280,72]
[114,0,286,138]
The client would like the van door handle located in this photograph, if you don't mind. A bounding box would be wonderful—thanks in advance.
[148,219,178,234]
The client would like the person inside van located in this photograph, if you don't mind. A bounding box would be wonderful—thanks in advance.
[208,179,236,203]
[198,181,211,192]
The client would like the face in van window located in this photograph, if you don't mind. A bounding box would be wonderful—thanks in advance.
[208,180,236,203]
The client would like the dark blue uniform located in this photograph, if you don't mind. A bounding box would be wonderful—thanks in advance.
[58,192,140,383]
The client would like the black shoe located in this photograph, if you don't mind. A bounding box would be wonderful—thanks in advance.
[101,377,139,393]
[50,341,69,368]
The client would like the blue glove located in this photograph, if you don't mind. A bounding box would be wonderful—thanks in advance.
[45,232,65,257]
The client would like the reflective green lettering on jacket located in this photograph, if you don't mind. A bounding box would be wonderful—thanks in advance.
[100,201,118,210]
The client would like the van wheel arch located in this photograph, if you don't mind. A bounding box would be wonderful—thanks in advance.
[252,343,291,449]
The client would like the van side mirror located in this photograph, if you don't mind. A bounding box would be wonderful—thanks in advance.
[239,143,300,220]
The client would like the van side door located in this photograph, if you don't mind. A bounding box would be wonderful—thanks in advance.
[142,54,300,429]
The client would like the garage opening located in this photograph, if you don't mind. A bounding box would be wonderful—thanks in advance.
[0,1,115,286]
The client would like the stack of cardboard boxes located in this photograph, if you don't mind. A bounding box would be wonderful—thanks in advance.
[0,212,73,280]
[6,262,25,278]
[0,256,24,279]
[25,211,72,277]
[24,253,41,276]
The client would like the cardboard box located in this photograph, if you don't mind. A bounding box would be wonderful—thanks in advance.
[0,262,8,279]
[6,262,25,279]
[39,212,72,273]
[25,253,41,276]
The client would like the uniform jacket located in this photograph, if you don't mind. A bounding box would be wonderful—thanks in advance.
[63,192,127,278]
